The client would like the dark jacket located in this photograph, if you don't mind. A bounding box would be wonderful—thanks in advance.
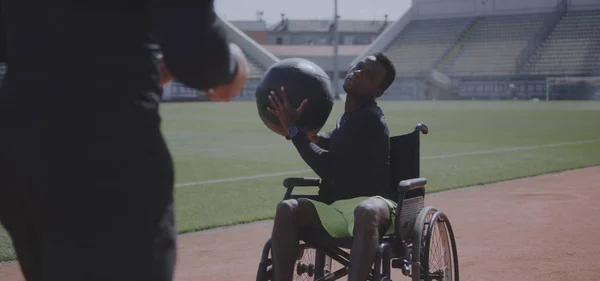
[291,101,391,204]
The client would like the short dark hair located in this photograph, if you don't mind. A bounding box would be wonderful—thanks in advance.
[374,52,396,92]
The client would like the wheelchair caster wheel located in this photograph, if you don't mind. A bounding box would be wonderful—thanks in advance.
[401,263,411,276]
[392,258,411,276]
[296,261,315,277]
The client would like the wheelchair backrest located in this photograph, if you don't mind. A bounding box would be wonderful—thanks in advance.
[387,129,424,200]
[389,127,426,240]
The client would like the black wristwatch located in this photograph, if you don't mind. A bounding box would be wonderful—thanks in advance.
[286,125,299,140]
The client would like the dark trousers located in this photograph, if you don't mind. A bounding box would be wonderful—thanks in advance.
[0,95,176,281]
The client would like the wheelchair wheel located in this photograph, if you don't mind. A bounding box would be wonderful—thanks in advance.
[294,243,333,281]
[256,241,332,281]
[411,206,459,281]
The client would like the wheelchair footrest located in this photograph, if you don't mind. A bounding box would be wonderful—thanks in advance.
[391,259,404,268]
[391,259,411,276]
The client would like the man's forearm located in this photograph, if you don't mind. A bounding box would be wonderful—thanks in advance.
[292,131,331,179]
[315,131,332,150]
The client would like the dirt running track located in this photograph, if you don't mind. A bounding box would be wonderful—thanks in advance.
[2,167,600,281]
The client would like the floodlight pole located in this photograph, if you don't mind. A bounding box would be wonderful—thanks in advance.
[333,0,340,100]
[546,78,549,101]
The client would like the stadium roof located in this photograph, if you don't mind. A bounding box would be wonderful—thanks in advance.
[267,19,392,33]
[229,20,267,31]
[262,45,368,57]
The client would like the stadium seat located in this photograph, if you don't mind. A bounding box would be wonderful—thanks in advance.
[384,18,474,77]
[521,11,600,76]
[442,13,551,76]
[247,55,267,79]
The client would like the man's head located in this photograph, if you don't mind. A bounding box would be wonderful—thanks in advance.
[342,52,396,99]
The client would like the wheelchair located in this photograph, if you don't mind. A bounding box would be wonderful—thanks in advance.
[256,123,459,281]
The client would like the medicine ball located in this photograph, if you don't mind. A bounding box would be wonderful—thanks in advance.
[255,58,334,136]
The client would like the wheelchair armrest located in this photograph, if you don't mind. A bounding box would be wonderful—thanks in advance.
[283,177,321,189]
[398,177,427,193]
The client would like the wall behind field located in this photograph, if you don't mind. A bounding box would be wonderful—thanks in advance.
[569,0,600,11]
[412,0,564,20]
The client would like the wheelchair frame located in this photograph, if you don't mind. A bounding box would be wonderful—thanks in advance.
[256,123,459,281]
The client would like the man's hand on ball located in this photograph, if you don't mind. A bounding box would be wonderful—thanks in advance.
[267,86,308,130]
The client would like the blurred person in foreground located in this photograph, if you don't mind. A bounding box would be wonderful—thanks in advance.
[0,1,247,281]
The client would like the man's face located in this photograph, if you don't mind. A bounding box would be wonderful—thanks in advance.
[343,55,387,98]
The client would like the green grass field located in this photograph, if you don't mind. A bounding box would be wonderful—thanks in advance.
[1,100,600,262]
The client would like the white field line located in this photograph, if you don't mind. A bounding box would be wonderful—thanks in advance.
[174,139,600,188]
[169,143,289,154]
[421,139,600,159]
[175,169,313,187]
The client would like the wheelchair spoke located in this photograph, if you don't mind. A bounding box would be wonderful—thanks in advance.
[291,244,334,281]
[422,211,457,281]
[420,210,436,277]
[430,221,451,274]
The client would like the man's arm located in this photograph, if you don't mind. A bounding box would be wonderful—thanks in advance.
[313,130,334,150]
[156,0,238,91]
[292,130,332,180]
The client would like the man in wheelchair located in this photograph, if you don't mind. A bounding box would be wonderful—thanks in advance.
[266,52,398,281]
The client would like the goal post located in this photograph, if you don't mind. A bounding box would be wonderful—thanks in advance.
[546,76,600,101]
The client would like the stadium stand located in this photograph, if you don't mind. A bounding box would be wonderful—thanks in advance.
[345,0,600,100]
[384,17,475,77]
[521,10,600,76]
[246,55,267,79]
[237,54,270,100]
[442,13,552,76]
